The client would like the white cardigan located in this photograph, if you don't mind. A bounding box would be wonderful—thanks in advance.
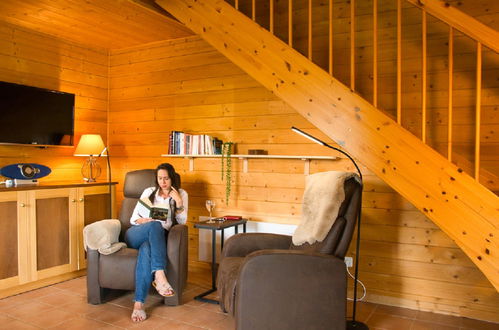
[130,187,188,230]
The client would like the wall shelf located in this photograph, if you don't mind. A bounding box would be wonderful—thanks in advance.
[161,154,338,174]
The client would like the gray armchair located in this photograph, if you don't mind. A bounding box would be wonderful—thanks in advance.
[86,169,188,306]
[217,177,362,330]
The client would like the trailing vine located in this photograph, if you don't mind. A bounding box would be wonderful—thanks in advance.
[221,142,233,205]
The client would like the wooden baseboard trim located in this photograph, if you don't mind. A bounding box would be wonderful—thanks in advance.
[0,270,86,299]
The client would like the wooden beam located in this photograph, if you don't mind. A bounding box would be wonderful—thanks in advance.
[127,0,193,35]
[373,0,378,108]
[421,11,427,143]
[328,0,333,76]
[157,0,499,291]
[475,42,482,180]
[448,27,453,161]
[405,0,499,54]
[397,0,402,124]
[350,0,355,90]
[308,0,312,60]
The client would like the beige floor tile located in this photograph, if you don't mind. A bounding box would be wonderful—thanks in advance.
[206,315,235,330]
[173,305,227,328]
[3,300,55,319]
[347,301,377,323]
[416,310,463,327]
[461,317,499,330]
[197,302,224,313]
[411,320,460,330]
[0,294,32,311]
[367,313,415,330]
[375,304,418,319]
[23,307,79,328]
[112,312,171,329]
[149,319,206,329]
[150,304,197,319]
[15,286,62,300]
[85,303,132,325]
[34,291,86,307]
[0,318,40,330]
[55,298,103,316]
[50,315,120,330]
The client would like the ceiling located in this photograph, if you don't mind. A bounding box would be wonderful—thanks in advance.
[0,0,193,50]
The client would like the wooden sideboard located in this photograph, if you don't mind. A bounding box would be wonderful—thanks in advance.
[0,181,116,298]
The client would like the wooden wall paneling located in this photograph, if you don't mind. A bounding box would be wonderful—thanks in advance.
[0,193,18,280]
[0,21,109,183]
[109,5,498,319]
[0,0,192,49]
[157,0,499,320]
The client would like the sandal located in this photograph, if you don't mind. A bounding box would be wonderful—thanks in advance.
[131,309,147,322]
[152,280,175,297]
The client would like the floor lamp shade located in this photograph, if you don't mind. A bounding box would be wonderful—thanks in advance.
[74,134,106,182]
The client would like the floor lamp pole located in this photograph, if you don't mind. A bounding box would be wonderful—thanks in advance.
[291,127,368,330]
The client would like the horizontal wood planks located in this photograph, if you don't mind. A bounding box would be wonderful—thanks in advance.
[0,21,109,182]
[109,33,498,321]
[0,0,193,50]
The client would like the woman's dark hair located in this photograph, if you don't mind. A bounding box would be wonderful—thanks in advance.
[148,163,179,203]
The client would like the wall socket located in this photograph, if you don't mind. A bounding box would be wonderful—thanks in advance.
[344,257,353,268]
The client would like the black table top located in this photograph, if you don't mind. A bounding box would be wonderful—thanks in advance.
[194,218,247,230]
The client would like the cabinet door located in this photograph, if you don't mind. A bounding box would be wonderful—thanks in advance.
[77,185,115,269]
[33,188,78,280]
[0,192,20,289]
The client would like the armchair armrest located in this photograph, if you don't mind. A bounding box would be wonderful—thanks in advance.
[164,224,188,306]
[221,233,292,258]
[86,248,103,304]
[236,250,347,330]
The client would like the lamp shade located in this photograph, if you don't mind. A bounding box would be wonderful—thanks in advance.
[74,134,106,156]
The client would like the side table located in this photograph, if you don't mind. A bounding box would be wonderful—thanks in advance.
[194,218,247,304]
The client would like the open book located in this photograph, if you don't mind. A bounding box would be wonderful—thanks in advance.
[138,198,169,222]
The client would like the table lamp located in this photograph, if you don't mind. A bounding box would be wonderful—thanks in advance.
[74,134,107,182]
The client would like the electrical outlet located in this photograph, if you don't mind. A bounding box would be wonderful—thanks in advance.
[344,257,353,268]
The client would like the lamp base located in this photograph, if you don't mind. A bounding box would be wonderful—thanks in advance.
[81,156,101,182]
[346,320,369,330]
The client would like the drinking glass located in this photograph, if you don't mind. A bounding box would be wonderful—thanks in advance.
[205,200,216,223]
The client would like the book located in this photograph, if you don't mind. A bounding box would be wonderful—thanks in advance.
[223,215,242,220]
[138,198,169,221]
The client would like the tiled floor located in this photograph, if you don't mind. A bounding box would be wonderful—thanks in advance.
[0,275,497,329]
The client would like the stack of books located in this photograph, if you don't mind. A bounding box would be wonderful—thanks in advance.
[168,131,223,155]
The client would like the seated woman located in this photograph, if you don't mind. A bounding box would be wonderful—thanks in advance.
[125,163,188,322]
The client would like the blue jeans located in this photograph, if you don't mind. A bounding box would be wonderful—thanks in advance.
[125,221,168,303]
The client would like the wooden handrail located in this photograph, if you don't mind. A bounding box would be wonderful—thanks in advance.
[406,0,499,53]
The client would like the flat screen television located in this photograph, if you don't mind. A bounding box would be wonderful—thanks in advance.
[0,81,75,147]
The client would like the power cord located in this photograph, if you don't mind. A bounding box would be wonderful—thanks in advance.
[346,263,367,302]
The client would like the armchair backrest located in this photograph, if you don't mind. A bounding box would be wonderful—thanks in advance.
[118,169,181,240]
[290,177,362,258]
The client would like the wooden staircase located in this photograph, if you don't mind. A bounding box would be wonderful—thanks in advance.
[156,0,499,290]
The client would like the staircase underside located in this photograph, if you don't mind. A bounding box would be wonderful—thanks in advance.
[156,0,499,290]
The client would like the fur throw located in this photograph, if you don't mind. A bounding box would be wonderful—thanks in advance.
[83,219,126,255]
[292,171,358,245]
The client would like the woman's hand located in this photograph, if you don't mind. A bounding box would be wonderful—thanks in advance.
[136,217,153,225]
[169,187,183,207]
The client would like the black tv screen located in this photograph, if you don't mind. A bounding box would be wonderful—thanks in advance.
[0,81,75,146]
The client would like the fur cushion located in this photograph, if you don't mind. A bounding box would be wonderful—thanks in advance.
[83,219,127,255]
[292,171,357,245]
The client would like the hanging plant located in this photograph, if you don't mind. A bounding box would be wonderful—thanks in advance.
[221,142,233,205]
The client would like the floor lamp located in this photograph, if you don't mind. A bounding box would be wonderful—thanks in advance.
[291,126,368,330]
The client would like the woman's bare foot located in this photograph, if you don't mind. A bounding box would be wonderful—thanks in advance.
[153,270,175,296]
[131,301,146,322]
